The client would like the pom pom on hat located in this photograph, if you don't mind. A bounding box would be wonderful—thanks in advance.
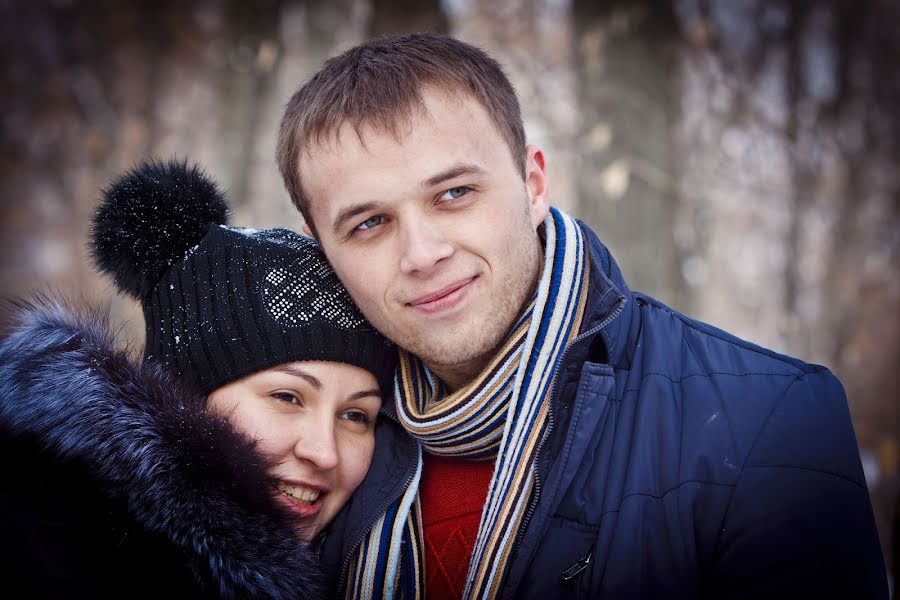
[90,158,229,299]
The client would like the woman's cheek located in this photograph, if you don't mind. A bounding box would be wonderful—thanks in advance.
[342,432,376,488]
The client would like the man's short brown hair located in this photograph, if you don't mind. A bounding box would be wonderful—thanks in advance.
[276,33,526,235]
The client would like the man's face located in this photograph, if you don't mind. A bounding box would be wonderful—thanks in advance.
[299,89,550,388]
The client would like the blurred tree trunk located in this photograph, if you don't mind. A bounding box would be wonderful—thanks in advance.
[573,0,685,307]
[771,0,899,566]
[368,0,448,37]
[237,0,368,228]
[447,0,580,214]
[0,0,367,337]
[674,0,900,570]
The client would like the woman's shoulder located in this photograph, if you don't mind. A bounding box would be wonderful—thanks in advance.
[0,297,323,599]
[0,428,198,596]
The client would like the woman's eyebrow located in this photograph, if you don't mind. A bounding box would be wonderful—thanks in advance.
[347,389,381,402]
[271,365,322,389]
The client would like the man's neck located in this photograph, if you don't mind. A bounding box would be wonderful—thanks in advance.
[427,358,486,394]
[425,319,520,394]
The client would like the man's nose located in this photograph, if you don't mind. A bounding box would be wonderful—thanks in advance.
[293,418,339,470]
[398,219,454,275]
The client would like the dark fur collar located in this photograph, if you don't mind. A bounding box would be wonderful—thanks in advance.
[0,297,322,599]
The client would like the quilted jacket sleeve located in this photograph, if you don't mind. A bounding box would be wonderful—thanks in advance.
[710,369,888,599]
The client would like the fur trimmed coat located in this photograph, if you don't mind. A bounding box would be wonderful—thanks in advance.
[0,299,322,599]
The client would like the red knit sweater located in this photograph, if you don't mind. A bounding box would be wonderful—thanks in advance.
[419,453,494,600]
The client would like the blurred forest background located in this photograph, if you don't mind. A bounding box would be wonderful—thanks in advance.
[1,0,898,582]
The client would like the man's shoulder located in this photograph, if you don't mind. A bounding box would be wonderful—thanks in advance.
[608,294,852,464]
[629,291,832,384]
[573,226,850,447]
[562,290,861,503]
[576,223,829,384]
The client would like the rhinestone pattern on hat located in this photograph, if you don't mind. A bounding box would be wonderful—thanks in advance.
[248,228,370,331]
[264,266,367,329]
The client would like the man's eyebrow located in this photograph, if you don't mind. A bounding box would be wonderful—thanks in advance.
[271,365,322,389]
[424,163,486,188]
[332,201,381,235]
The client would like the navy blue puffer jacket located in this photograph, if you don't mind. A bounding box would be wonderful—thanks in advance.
[320,222,888,599]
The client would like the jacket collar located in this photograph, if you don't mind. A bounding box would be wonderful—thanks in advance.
[575,219,637,370]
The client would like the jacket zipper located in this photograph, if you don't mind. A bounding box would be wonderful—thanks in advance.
[561,547,594,581]
[336,410,419,599]
[504,296,626,597]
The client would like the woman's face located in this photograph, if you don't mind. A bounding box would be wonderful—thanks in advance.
[208,360,381,540]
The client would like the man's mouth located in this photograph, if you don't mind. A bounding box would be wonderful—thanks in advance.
[276,481,322,506]
[407,277,476,311]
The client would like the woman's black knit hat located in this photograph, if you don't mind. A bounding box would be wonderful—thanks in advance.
[90,158,396,395]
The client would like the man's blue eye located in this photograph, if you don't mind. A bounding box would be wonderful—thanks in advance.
[441,187,469,201]
[356,215,384,231]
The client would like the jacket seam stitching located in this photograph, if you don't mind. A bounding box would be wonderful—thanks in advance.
[546,478,740,527]
[624,371,799,392]
[710,373,806,558]
[741,464,865,489]
[591,479,738,522]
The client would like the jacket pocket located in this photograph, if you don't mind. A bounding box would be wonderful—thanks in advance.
[529,518,599,598]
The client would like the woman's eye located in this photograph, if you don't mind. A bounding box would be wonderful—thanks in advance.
[355,215,385,231]
[272,391,300,405]
[341,410,371,424]
[440,186,470,202]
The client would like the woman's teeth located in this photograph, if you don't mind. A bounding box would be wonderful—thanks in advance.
[277,482,321,505]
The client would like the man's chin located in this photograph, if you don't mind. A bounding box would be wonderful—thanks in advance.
[413,333,505,386]
[391,297,526,384]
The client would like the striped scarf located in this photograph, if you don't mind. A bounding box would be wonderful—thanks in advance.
[345,207,589,599]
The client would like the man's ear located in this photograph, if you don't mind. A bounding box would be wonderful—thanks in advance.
[301,222,313,238]
[525,144,550,228]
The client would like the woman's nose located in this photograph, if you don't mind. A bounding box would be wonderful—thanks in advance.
[293,419,339,470]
